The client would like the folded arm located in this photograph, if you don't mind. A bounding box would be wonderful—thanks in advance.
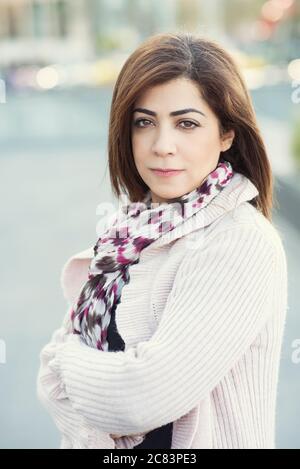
[37,305,123,448]
[52,226,281,435]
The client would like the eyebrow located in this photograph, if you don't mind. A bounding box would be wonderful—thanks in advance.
[132,107,206,117]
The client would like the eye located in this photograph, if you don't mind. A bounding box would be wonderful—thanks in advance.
[133,118,153,128]
[179,120,198,129]
[133,119,199,129]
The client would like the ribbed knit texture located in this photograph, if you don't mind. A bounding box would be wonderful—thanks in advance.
[37,172,288,449]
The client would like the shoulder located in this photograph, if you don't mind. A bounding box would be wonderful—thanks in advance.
[206,201,286,255]
[60,245,94,304]
[59,206,120,304]
[180,202,287,277]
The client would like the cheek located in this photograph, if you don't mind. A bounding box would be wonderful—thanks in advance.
[182,132,221,171]
[187,128,221,157]
[131,134,148,158]
[203,125,222,148]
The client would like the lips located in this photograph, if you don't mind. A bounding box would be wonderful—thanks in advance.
[150,168,184,177]
[152,168,182,171]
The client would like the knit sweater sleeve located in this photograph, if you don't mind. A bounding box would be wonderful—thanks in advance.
[36,305,121,448]
[54,225,283,436]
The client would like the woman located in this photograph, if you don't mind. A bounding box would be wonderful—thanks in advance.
[37,32,288,449]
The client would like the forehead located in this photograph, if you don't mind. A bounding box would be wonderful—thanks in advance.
[134,78,204,107]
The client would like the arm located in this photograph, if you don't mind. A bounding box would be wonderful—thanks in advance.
[37,305,117,448]
[52,226,282,435]
[37,306,146,447]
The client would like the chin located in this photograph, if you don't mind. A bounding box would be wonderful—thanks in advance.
[152,190,184,203]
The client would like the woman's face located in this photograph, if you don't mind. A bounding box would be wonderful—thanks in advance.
[131,77,235,204]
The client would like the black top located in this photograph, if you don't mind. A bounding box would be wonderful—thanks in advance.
[107,307,173,449]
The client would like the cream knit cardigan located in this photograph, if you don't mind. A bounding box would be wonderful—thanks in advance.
[37,172,288,449]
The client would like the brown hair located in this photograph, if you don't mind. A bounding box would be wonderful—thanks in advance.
[107,31,275,221]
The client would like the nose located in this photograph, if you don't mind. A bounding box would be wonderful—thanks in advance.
[151,127,176,156]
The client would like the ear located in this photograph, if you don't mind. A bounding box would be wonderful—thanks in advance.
[220,129,235,152]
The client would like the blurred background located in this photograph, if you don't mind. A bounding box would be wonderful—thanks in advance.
[0,0,299,449]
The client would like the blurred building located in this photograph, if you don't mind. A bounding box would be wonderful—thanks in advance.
[0,0,222,67]
[0,0,94,65]
[1,0,298,69]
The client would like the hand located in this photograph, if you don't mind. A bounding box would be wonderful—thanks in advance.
[38,333,146,449]
[37,336,116,448]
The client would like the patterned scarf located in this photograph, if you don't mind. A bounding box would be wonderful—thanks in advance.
[70,158,234,351]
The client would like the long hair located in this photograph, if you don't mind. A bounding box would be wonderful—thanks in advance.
[107,32,274,221]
